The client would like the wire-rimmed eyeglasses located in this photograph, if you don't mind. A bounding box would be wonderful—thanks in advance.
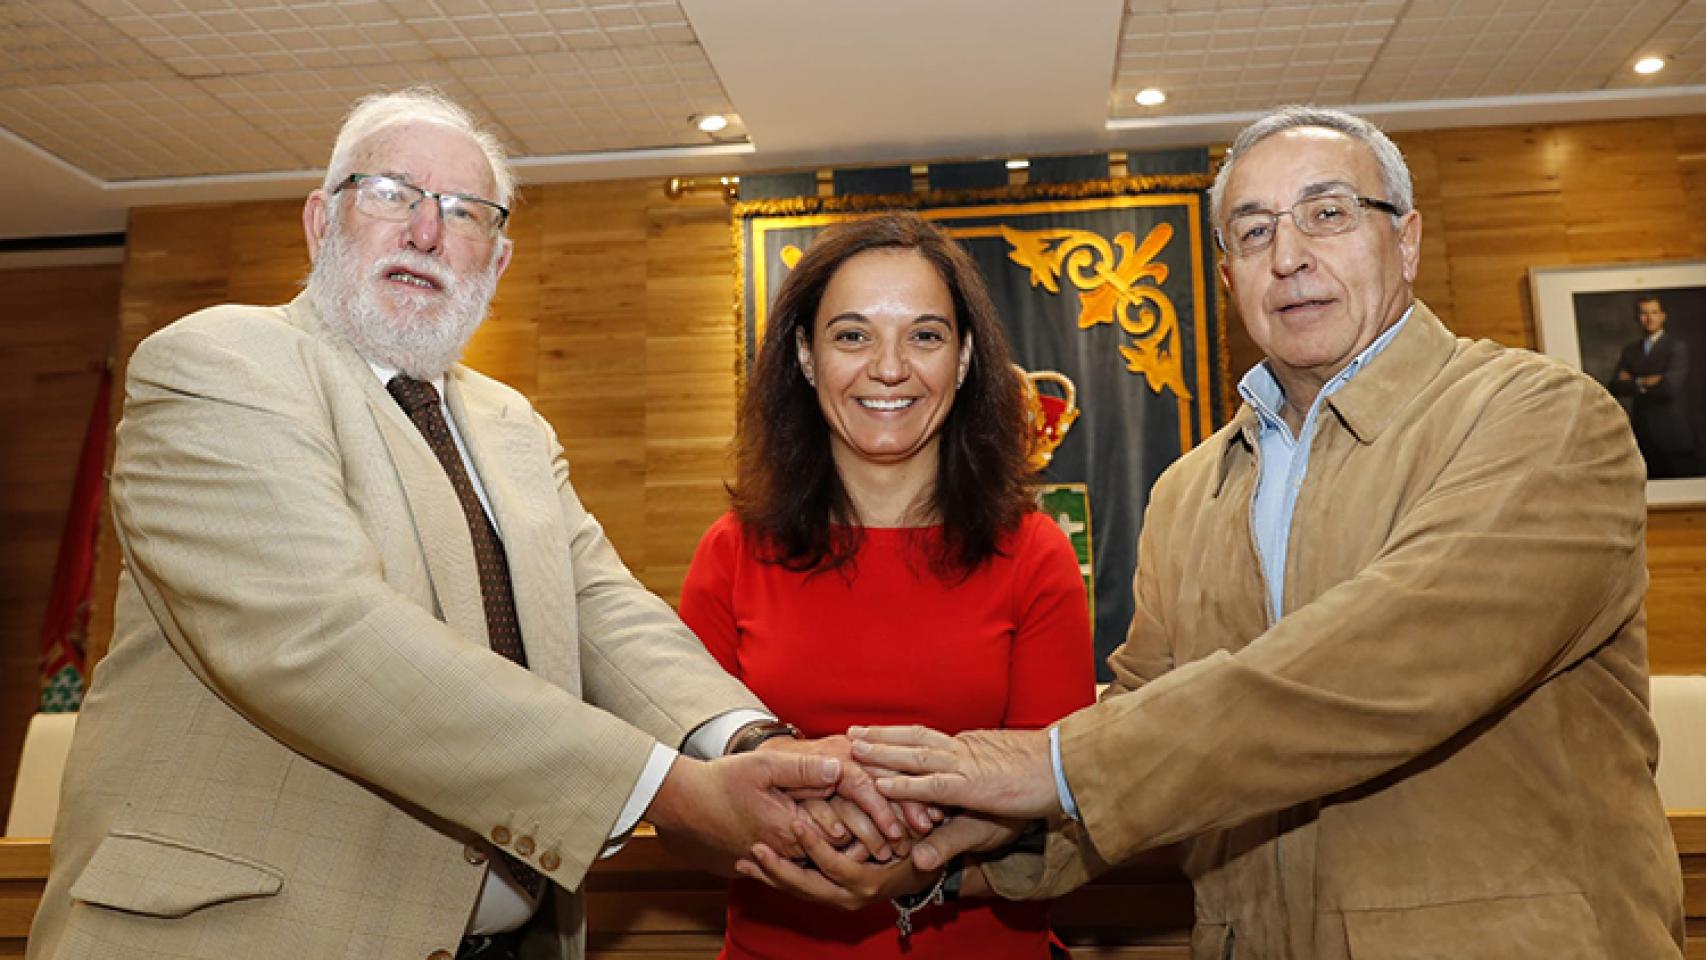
[332,173,509,240]
[1216,193,1402,257]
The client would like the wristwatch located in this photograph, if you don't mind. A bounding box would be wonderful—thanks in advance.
[726,719,801,754]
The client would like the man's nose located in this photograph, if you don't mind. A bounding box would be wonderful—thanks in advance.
[1268,215,1313,276]
[405,197,443,253]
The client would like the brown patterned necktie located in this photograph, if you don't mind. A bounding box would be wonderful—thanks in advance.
[387,375,528,667]
[387,375,543,898]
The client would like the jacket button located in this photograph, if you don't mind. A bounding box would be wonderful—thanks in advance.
[539,851,561,872]
[428,951,453,960]
[515,835,535,857]
[491,826,511,845]
[463,843,488,865]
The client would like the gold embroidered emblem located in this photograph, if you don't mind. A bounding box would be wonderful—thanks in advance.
[1001,223,1191,400]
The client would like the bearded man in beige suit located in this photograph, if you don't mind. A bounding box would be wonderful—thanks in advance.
[27,88,919,960]
[744,107,1687,958]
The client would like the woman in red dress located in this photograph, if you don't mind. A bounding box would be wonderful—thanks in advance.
[679,213,1096,959]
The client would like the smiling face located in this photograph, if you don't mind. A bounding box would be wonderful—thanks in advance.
[301,121,512,377]
[1218,127,1421,405]
[797,248,971,477]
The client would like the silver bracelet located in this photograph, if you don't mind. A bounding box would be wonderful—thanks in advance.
[891,870,948,938]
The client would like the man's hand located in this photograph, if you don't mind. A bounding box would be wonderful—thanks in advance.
[757,734,934,842]
[850,725,1061,820]
[736,813,1019,911]
[646,750,838,865]
[799,794,906,861]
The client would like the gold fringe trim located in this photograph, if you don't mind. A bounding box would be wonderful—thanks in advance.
[731,173,1215,218]
[1214,263,1235,430]
[731,214,749,402]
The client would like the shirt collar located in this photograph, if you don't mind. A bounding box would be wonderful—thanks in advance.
[1213,300,1458,491]
[1236,303,1416,438]
[367,359,446,399]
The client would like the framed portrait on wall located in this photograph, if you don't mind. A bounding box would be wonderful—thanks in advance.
[1530,260,1706,508]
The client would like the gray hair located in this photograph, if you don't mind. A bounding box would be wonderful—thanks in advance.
[321,86,515,207]
[1209,105,1413,225]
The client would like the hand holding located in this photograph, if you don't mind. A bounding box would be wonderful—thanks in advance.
[799,794,906,861]
[758,735,931,841]
[646,749,837,864]
[850,724,1061,820]
[737,812,1019,912]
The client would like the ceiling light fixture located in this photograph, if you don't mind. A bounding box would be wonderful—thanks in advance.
[1634,56,1666,75]
[1006,159,1030,170]
[1134,88,1166,107]
[692,113,729,133]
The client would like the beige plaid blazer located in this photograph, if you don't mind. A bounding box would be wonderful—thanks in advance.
[28,296,759,960]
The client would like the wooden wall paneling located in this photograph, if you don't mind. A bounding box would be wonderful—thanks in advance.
[1554,119,1695,265]
[642,185,738,604]
[1648,510,1706,674]
[1431,125,1573,349]
[532,181,654,579]
[1676,116,1706,259]
[223,197,312,309]
[0,264,119,830]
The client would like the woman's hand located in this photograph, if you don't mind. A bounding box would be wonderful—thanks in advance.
[799,794,909,861]
[738,817,936,911]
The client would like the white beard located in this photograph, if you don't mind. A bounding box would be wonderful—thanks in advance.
[305,218,501,379]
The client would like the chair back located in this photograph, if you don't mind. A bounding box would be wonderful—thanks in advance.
[4,711,78,837]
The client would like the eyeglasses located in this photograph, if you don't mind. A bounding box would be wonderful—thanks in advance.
[1216,193,1402,257]
[332,173,509,240]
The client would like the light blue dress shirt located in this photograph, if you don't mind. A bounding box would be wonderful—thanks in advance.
[1050,305,1415,822]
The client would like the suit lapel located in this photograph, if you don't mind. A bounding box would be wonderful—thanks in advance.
[445,371,578,689]
[283,294,494,651]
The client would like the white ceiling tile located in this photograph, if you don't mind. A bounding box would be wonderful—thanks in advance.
[647,22,693,43]
[0,0,1696,207]
[592,5,642,28]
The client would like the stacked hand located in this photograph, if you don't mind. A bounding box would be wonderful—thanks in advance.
[719,724,1058,911]
[756,734,939,858]
[645,734,938,871]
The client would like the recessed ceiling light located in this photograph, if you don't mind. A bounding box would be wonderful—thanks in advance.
[693,114,729,133]
[1134,88,1167,107]
[1634,56,1666,75]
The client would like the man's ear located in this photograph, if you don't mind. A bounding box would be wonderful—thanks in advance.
[1398,209,1422,284]
[303,191,329,261]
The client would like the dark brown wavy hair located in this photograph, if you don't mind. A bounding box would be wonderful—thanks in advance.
[731,212,1032,577]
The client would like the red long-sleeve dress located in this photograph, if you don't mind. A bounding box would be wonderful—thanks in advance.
[679,510,1097,960]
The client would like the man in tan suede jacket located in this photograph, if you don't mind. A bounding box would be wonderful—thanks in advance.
[841,107,1686,957]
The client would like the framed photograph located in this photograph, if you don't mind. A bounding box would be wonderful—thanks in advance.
[1530,260,1706,507]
